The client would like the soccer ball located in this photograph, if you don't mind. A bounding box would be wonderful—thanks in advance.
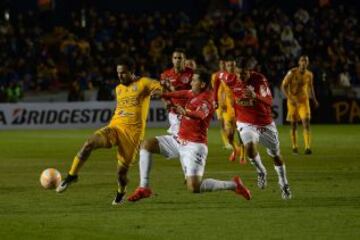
[40,168,62,189]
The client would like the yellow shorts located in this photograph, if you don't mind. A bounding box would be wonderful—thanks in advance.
[217,107,235,130]
[286,100,311,122]
[95,124,143,168]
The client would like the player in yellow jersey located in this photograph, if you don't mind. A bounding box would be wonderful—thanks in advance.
[281,55,319,154]
[56,58,162,205]
[211,59,246,164]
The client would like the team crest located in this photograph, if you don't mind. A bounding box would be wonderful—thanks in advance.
[180,76,190,84]
[132,84,138,92]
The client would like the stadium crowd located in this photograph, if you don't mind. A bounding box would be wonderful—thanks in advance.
[0,3,359,102]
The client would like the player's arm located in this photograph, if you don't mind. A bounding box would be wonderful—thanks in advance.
[177,100,211,120]
[245,80,273,106]
[162,90,192,100]
[309,73,319,108]
[159,73,174,92]
[281,71,296,103]
[212,75,221,109]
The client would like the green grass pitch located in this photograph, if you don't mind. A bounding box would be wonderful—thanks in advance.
[0,125,359,240]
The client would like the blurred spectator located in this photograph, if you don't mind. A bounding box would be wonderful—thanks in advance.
[67,81,84,102]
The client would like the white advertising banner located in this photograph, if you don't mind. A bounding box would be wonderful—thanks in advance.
[0,98,283,130]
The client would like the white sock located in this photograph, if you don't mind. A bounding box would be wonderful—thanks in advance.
[139,149,152,188]
[200,178,236,192]
[274,165,288,186]
[249,154,267,175]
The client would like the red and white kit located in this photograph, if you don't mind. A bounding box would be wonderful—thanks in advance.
[158,90,214,176]
[160,67,193,135]
[219,71,280,157]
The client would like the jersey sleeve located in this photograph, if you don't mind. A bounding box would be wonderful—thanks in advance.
[142,77,162,95]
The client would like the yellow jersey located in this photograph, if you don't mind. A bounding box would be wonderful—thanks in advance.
[282,68,313,102]
[110,77,162,127]
[211,72,233,109]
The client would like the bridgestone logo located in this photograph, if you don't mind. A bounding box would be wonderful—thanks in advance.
[10,108,113,125]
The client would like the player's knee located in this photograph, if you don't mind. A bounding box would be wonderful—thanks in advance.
[141,138,159,153]
[273,155,283,166]
[186,179,201,193]
[245,142,257,158]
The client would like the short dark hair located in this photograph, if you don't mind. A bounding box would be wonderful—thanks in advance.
[116,57,135,72]
[193,69,210,87]
[224,55,236,62]
[173,48,186,57]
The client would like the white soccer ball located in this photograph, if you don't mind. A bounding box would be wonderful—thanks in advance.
[40,168,62,189]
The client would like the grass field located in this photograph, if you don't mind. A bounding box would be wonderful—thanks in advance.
[0,125,360,240]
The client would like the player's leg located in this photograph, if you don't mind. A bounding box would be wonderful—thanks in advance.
[261,122,292,199]
[126,138,158,202]
[290,121,298,154]
[270,153,292,200]
[219,117,232,149]
[182,142,251,200]
[287,101,299,153]
[113,127,143,204]
[300,101,312,154]
[56,130,111,193]
[112,164,129,205]
[302,118,312,154]
[128,135,180,202]
[237,123,267,189]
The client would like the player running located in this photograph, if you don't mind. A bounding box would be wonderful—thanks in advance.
[281,55,319,154]
[215,58,292,200]
[160,48,193,136]
[127,69,251,202]
[56,58,162,205]
[213,58,246,164]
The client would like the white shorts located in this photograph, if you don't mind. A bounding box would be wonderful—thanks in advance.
[167,112,180,136]
[156,135,208,177]
[236,121,280,157]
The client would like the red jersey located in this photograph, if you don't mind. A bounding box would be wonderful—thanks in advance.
[213,71,237,103]
[160,67,193,111]
[162,90,214,144]
[231,71,273,126]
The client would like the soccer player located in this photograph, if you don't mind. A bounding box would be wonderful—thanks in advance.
[281,55,319,154]
[160,49,193,136]
[215,59,292,200]
[212,59,246,163]
[127,69,251,201]
[56,58,162,205]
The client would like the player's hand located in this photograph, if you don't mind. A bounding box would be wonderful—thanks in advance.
[313,99,319,109]
[175,105,187,115]
[213,101,219,109]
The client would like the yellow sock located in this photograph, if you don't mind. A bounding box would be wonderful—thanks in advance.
[304,130,311,149]
[221,129,230,147]
[69,156,84,176]
[290,130,297,149]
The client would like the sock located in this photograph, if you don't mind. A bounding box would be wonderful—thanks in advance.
[303,130,311,149]
[249,154,267,175]
[139,149,152,188]
[239,144,246,160]
[69,156,84,176]
[200,178,236,192]
[221,129,230,147]
[117,185,127,194]
[291,130,297,149]
[274,165,289,186]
